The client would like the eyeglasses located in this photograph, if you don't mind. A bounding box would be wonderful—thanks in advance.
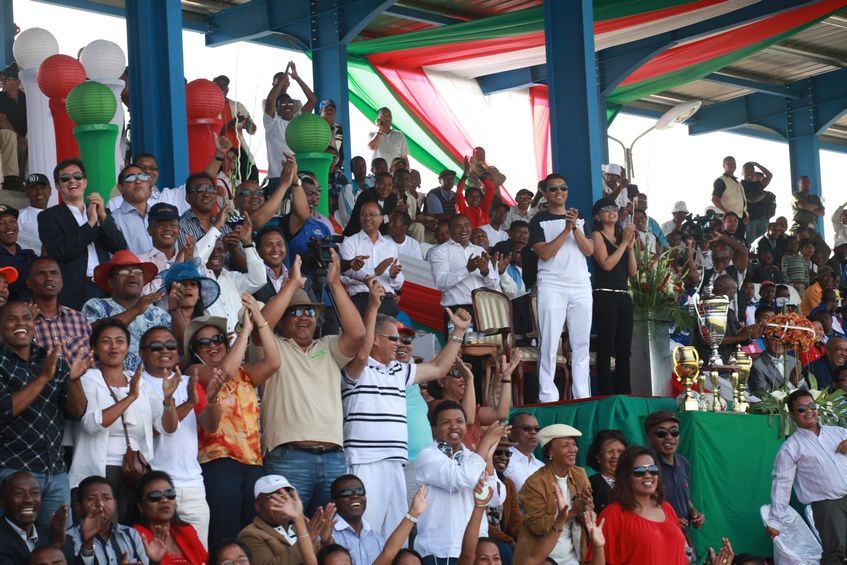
[114,267,145,277]
[599,206,618,214]
[193,333,226,348]
[220,558,250,565]
[58,172,85,183]
[518,426,541,433]
[632,464,660,477]
[400,336,414,345]
[794,402,818,414]
[652,428,680,438]
[144,488,177,502]
[286,307,316,318]
[143,340,179,352]
[123,173,151,183]
[334,487,366,498]
[547,184,568,193]
[237,189,264,198]
[188,184,216,195]
[377,334,401,342]
[493,450,512,457]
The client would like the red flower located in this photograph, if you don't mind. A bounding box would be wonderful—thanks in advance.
[642,283,649,293]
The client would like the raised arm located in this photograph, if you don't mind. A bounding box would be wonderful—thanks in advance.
[458,482,493,565]
[373,487,429,565]
[327,249,367,358]
[250,155,297,229]
[264,72,289,117]
[413,308,472,383]
[261,255,307,331]
[591,227,634,272]
[289,63,316,114]
[344,280,384,380]
[754,162,773,188]
[241,294,281,386]
[477,353,518,424]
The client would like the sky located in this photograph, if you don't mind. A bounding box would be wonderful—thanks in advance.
[12,0,846,245]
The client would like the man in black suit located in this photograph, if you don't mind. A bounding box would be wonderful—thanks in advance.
[343,171,398,236]
[0,472,62,563]
[253,224,288,303]
[37,158,127,310]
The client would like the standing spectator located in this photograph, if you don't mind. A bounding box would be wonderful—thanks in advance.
[137,203,184,296]
[644,411,705,535]
[252,224,289,303]
[213,75,259,182]
[632,193,668,249]
[465,147,506,190]
[38,159,128,310]
[488,439,523,564]
[513,424,592,565]
[368,108,408,166]
[712,156,747,242]
[633,209,657,255]
[264,63,316,193]
[601,164,629,210]
[259,253,365,515]
[17,174,51,253]
[480,203,509,247]
[792,175,825,232]
[321,99,344,165]
[591,198,637,395]
[0,204,37,301]
[832,200,847,250]
[0,301,87,527]
[781,236,809,295]
[504,189,536,228]
[27,258,92,363]
[81,251,170,372]
[585,430,628,515]
[505,412,544,493]
[661,201,688,236]
[110,164,157,255]
[455,157,496,230]
[423,169,458,223]
[741,161,775,244]
[0,64,25,188]
[766,389,847,564]
[338,156,368,228]
[429,214,500,337]
[387,211,423,259]
[699,232,749,311]
[530,174,594,401]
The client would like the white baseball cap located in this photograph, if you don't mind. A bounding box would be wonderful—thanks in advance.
[254,475,293,498]
[603,163,623,176]
[538,424,582,449]
[672,201,689,214]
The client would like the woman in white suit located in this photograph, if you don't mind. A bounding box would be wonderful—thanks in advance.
[69,319,179,521]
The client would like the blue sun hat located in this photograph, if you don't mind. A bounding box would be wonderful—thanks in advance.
[159,259,221,309]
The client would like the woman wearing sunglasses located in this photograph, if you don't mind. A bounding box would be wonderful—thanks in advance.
[597,445,687,564]
[183,294,280,546]
[160,259,222,343]
[132,471,208,564]
[70,320,180,522]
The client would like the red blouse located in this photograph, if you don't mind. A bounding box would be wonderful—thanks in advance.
[599,501,688,565]
[133,523,208,565]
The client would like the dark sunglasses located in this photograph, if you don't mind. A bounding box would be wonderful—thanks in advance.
[286,307,316,318]
[795,402,818,414]
[59,172,85,182]
[188,184,216,195]
[334,487,366,498]
[519,426,541,433]
[143,340,179,352]
[145,488,177,502]
[400,336,414,345]
[193,333,226,348]
[493,450,512,457]
[123,172,151,183]
[652,428,680,438]
[377,334,401,342]
[547,184,568,193]
[237,189,264,198]
[632,464,660,477]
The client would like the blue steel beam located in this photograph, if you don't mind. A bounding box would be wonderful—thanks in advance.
[544,0,603,217]
[0,0,12,68]
[126,0,189,189]
[384,4,466,26]
[35,0,209,33]
[702,72,804,99]
[477,65,546,95]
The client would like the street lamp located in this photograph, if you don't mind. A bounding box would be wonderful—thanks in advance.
[608,100,702,179]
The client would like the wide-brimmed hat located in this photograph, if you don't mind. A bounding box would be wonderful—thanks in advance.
[538,424,582,449]
[286,288,325,315]
[183,314,228,356]
[93,250,158,293]
[159,259,221,309]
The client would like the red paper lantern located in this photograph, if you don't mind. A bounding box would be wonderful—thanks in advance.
[186,79,224,120]
[185,79,224,174]
[37,54,86,162]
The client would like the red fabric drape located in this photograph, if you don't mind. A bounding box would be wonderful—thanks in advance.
[529,86,552,181]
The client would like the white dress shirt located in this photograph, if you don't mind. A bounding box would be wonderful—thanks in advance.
[504,446,544,492]
[371,129,409,166]
[195,226,266,331]
[767,424,847,529]
[429,239,500,306]
[414,442,504,558]
[17,206,43,253]
[66,204,100,277]
[109,185,190,216]
[266,264,289,294]
[480,224,508,246]
[340,230,404,296]
[395,235,423,260]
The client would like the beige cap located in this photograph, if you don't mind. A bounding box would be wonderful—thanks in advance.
[538,423,582,449]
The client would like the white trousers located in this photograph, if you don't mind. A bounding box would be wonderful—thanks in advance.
[537,283,593,402]
[0,129,18,178]
[351,459,408,541]
[176,485,211,549]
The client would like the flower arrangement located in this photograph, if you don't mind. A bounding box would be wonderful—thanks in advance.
[762,313,816,350]
[748,385,847,437]
[629,244,694,331]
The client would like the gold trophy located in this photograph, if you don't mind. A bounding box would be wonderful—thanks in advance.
[729,346,753,413]
[693,289,730,367]
[709,370,722,412]
[673,346,702,411]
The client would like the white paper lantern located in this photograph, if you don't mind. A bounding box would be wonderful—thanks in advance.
[80,40,126,80]
[13,28,59,70]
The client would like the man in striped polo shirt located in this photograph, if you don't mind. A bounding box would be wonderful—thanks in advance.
[341,279,471,540]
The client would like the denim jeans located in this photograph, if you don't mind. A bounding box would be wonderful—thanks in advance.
[0,467,71,528]
[263,445,347,517]
[201,458,264,551]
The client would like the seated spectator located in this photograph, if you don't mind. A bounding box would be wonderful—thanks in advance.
[344,172,397,237]
[233,181,265,218]
[29,546,67,565]
[0,471,61,563]
[111,164,157,255]
[693,274,760,363]
[800,237,817,280]
[237,475,318,565]
[299,171,336,235]
[722,211,745,243]
[340,201,403,317]
[504,189,536,228]
[70,320,178,520]
[750,249,783,284]
[82,251,170,372]
[757,221,786,266]
[337,156,369,228]
[801,264,836,317]
[17,174,52,253]
[63,476,152,564]
[317,545,352,564]
[212,540,253,565]
[505,412,544,492]
[833,200,847,250]
[488,439,523,564]
[140,326,222,546]
[368,107,409,167]
[414,403,505,562]
[327,475,383,565]
[699,232,749,312]
[423,169,458,224]
[742,304,776,358]
[387,211,423,260]
[132,471,208,564]
[138,203,187,296]
[0,64,24,189]
[480,203,509,247]
[253,224,289,302]
[183,300,280,543]
[470,227,490,251]
[805,336,847,390]
[424,220,451,261]
[661,201,688,236]
[585,430,627,515]
[749,332,801,392]
[177,171,234,250]
[0,206,33,303]
[392,168,426,242]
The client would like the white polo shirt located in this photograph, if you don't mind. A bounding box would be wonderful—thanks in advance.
[371,129,409,166]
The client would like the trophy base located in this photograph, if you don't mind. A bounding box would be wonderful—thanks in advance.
[682,395,700,412]
[732,400,749,413]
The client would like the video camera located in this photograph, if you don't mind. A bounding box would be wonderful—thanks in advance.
[681,209,717,245]
[303,234,344,275]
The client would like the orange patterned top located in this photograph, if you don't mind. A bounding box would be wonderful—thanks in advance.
[198,367,262,466]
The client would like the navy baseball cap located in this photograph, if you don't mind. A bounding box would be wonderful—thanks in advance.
[319,98,336,111]
[148,203,180,222]
[0,204,18,219]
[25,173,50,188]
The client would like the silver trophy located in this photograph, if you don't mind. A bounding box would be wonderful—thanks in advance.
[692,286,730,367]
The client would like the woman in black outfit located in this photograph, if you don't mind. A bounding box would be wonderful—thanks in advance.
[590,197,637,394]
[585,429,628,514]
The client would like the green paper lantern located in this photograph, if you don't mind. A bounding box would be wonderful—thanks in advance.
[66,80,117,126]
[285,113,331,153]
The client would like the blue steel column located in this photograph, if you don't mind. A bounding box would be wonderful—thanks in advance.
[543,0,603,217]
[125,0,188,189]
[786,85,824,234]
[0,0,13,68]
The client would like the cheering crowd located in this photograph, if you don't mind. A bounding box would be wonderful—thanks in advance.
[1,58,846,565]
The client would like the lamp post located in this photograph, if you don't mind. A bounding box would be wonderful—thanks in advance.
[80,40,127,177]
[285,113,333,216]
[37,54,87,162]
[608,100,702,180]
[66,81,118,202]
